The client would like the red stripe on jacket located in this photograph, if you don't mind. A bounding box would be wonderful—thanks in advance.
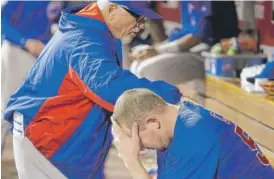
[25,67,114,158]
[25,72,94,158]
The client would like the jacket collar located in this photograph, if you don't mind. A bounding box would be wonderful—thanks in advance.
[59,5,110,34]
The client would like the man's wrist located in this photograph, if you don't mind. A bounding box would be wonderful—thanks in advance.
[126,159,151,179]
[125,157,142,171]
[155,41,181,54]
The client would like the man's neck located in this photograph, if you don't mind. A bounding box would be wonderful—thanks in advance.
[163,104,179,140]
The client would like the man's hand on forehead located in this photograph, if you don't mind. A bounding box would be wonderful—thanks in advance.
[111,118,152,179]
[111,118,142,166]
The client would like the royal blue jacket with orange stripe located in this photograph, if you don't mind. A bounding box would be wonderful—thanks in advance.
[4,5,182,179]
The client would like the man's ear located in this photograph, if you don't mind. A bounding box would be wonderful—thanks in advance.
[146,116,160,129]
[107,4,116,20]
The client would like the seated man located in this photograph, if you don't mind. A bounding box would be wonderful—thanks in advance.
[129,1,240,85]
[112,88,274,179]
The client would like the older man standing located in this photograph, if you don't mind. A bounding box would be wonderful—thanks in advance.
[3,1,182,178]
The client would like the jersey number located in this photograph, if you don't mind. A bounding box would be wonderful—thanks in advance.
[235,126,270,166]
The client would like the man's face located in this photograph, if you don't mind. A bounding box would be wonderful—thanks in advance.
[120,119,170,152]
[109,4,146,44]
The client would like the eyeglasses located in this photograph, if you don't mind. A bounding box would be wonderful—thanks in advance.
[123,8,147,24]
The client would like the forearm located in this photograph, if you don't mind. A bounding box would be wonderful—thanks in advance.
[177,34,201,51]
[127,160,152,179]
[155,34,201,54]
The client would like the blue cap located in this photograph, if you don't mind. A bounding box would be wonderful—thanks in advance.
[111,1,162,19]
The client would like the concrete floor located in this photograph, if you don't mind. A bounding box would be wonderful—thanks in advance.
[1,135,18,179]
[1,134,156,179]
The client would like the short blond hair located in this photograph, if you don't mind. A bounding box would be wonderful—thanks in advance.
[112,88,167,127]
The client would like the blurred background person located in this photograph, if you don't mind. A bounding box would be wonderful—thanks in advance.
[129,1,240,88]
[132,1,240,58]
[1,1,63,149]
[240,1,256,33]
